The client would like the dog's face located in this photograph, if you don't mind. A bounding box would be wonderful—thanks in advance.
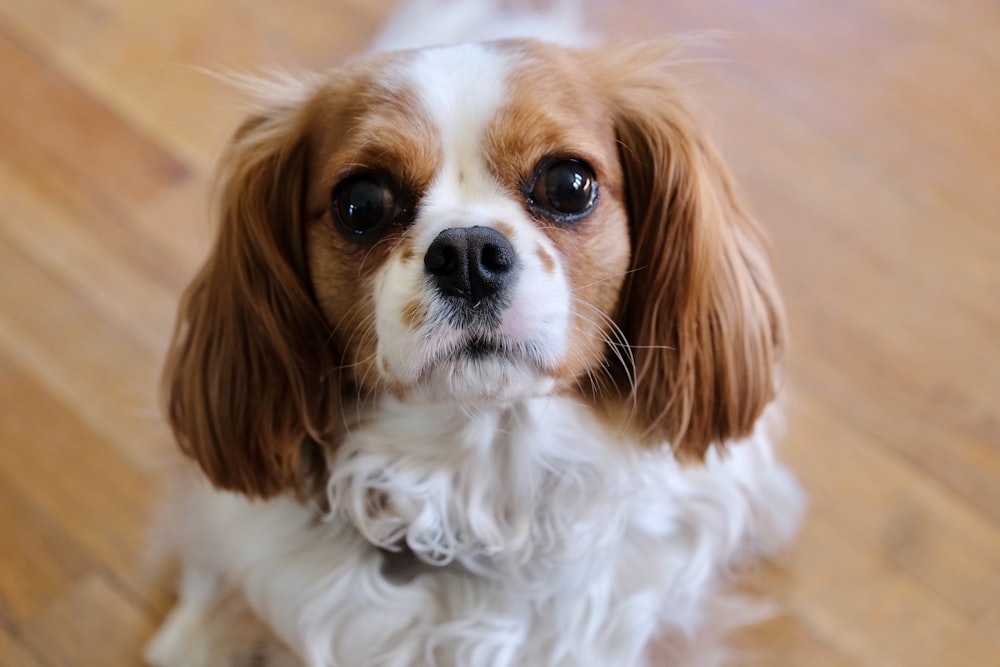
[306,42,630,403]
[166,40,785,497]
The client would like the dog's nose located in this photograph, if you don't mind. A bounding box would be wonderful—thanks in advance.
[424,226,517,304]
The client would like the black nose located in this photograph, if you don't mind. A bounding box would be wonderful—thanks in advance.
[424,226,517,303]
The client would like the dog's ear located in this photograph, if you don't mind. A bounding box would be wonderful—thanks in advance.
[165,84,335,498]
[597,43,786,457]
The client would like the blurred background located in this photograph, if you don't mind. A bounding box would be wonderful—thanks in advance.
[0,0,997,665]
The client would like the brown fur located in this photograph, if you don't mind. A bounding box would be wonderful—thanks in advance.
[536,245,556,274]
[487,42,632,389]
[305,64,441,395]
[163,90,335,499]
[164,57,440,499]
[400,299,428,329]
[493,221,518,240]
[587,42,787,457]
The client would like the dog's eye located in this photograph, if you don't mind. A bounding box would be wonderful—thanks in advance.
[529,159,598,221]
[332,175,402,236]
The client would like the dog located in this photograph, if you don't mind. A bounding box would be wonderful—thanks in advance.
[146,2,804,665]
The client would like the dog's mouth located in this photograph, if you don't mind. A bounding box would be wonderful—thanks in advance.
[422,332,540,376]
[397,329,555,403]
[460,336,506,359]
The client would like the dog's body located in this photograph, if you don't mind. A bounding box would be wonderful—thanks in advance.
[146,3,804,666]
[150,402,799,666]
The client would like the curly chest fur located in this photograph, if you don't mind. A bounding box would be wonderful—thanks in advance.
[151,399,801,667]
[327,397,642,578]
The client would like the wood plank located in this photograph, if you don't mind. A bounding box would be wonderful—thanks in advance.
[0,236,173,616]
[0,347,166,612]
[0,622,48,667]
[0,230,173,474]
[0,477,92,622]
[0,0,397,169]
[737,614,857,667]
[0,158,185,356]
[786,392,1000,621]
[777,506,1000,666]
[0,25,195,298]
[21,572,155,667]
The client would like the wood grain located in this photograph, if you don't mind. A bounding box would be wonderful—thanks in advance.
[0,1,997,665]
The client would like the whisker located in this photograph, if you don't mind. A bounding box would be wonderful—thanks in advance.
[570,266,645,293]
[609,344,675,351]
[574,300,635,372]
[572,298,641,423]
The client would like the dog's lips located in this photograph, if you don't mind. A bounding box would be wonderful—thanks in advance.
[399,331,552,403]
[418,333,536,376]
[459,336,506,359]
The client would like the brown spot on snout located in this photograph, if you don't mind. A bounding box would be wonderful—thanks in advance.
[536,245,556,273]
[494,222,516,240]
[400,299,428,329]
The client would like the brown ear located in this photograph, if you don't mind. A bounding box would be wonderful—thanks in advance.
[165,90,335,498]
[601,44,786,457]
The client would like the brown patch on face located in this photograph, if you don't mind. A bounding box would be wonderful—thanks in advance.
[494,221,517,240]
[303,53,443,390]
[484,41,631,390]
[400,299,428,329]
[536,245,556,274]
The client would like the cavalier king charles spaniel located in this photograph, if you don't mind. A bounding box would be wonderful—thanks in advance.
[146,2,804,665]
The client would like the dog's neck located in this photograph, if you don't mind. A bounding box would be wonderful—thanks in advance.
[324,395,637,579]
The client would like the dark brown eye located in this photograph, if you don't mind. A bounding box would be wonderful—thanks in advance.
[529,159,598,221]
[332,175,401,236]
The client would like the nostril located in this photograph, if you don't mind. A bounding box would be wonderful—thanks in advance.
[424,228,473,300]
[466,226,515,275]
[480,242,514,273]
[425,242,460,276]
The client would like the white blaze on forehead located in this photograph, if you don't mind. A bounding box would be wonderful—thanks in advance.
[402,44,513,212]
[372,43,572,399]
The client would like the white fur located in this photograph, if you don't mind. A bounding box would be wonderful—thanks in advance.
[375,44,571,402]
[147,3,804,666]
[151,400,802,667]
[369,0,595,52]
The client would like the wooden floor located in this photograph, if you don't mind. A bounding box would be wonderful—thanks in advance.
[1,0,997,664]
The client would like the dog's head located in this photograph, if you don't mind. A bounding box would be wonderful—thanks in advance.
[166,40,785,498]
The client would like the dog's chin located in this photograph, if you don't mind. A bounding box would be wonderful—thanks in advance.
[399,338,557,405]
